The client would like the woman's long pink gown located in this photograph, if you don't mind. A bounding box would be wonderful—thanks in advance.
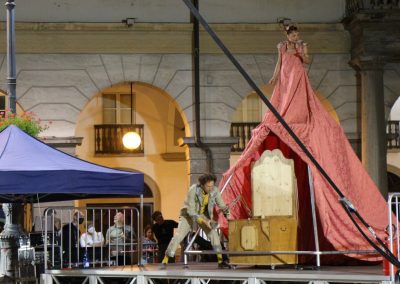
[219,41,388,263]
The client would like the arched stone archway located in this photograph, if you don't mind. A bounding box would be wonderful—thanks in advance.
[74,81,189,218]
[11,54,195,138]
[75,81,190,156]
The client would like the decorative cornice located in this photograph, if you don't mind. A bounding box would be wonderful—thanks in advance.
[40,136,83,148]
[0,22,193,32]
[0,22,344,32]
[359,56,386,70]
[160,152,186,161]
[344,8,400,23]
[0,22,349,54]
[350,55,386,70]
[344,10,400,64]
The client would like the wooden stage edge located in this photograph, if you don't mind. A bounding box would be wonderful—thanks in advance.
[43,262,392,283]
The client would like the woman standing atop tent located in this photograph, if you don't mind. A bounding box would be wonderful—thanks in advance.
[268,22,313,118]
[264,21,316,128]
[269,24,310,87]
[217,20,388,264]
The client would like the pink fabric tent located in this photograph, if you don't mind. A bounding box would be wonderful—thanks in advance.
[218,46,388,264]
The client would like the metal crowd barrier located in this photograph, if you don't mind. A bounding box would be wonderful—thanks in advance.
[43,205,143,270]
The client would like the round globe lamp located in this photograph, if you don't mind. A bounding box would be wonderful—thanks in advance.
[122,132,141,150]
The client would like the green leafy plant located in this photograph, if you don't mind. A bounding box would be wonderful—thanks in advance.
[0,110,49,137]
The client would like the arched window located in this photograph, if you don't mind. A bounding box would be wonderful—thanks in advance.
[231,93,262,123]
[102,83,136,125]
[103,92,135,124]
[231,93,262,152]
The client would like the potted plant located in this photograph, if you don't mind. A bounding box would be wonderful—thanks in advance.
[0,110,48,137]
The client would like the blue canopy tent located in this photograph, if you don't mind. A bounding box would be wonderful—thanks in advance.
[0,125,144,202]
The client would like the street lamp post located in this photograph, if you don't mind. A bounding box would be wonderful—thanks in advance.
[0,0,25,280]
[6,0,16,113]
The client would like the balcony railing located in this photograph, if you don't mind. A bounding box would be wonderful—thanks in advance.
[231,121,400,152]
[346,0,400,16]
[94,124,144,154]
[230,122,259,152]
[387,120,400,149]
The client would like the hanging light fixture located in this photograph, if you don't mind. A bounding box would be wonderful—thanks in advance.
[123,131,141,149]
[122,82,141,150]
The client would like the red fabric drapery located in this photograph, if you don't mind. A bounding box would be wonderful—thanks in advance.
[217,42,387,264]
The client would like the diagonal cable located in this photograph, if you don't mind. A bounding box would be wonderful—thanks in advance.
[182,0,400,267]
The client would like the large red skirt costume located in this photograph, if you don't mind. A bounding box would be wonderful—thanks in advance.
[218,41,387,263]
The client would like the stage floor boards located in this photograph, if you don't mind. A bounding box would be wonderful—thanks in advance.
[44,262,392,283]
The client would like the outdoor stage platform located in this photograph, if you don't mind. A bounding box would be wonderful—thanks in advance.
[41,263,392,284]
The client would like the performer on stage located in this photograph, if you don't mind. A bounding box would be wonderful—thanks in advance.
[269,23,310,86]
[161,173,231,269]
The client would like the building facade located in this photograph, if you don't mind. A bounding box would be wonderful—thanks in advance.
[1,0,400,221]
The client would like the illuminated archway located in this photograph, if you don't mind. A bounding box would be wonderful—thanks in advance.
[74,81,190,218]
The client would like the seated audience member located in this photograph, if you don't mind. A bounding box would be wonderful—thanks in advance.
[142,225,157,264]
[80,221,104,248]
[62,210,84,265]
[80,221,104,262]
[105,211,136,265]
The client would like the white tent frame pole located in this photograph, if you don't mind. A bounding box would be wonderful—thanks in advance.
[138,194,143,266]
[308,166,321,267]
[220,173,234,195]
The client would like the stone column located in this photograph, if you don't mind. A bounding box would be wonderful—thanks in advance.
[359,57,388,197]
[182,137,238,185]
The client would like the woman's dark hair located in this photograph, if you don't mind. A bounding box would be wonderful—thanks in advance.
[285,25,298,35]
[144,224,152,234]
[152,211,162,221]
[198,173,217,186]
[277,18,298,35]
